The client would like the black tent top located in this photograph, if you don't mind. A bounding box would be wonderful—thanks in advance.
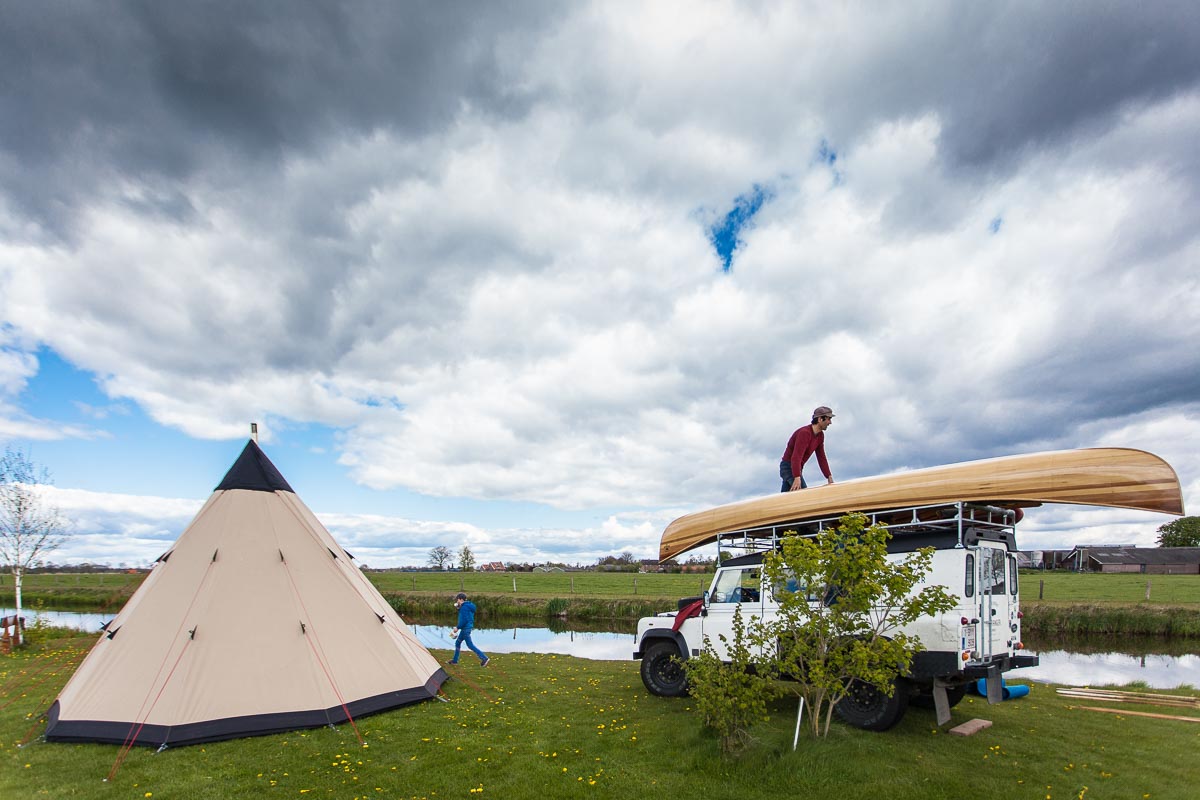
[215,439,295,493]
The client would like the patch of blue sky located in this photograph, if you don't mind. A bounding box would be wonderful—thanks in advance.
[990,216,1003,234]
[359,394,405,410]
[707,183,773,272]
[10,347,609,531]
[14,350,236,496]
[816,138,843,185]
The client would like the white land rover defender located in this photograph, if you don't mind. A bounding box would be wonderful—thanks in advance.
[633,502,1040,730]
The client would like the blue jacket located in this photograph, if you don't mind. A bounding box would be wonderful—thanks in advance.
[456,600,477,630]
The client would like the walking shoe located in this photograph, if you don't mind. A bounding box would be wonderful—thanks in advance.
[481,657,490,667]
[448,660,458,665]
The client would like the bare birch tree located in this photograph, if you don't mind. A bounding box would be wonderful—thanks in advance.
[1,447,70,646]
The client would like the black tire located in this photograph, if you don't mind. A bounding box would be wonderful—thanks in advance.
[911,684,967,710]
[640,640,689,697]
[834,678,910,731]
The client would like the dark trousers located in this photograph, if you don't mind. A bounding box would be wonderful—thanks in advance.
[779,459,808,492]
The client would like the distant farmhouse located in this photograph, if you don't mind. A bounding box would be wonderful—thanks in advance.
[1049,545,1200,574]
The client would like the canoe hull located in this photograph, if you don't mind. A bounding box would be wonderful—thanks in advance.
[660,448,1184,561]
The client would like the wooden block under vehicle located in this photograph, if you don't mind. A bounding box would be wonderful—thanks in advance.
[949,718,993,737]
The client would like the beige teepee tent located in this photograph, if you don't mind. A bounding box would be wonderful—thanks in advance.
[46,440,447,747]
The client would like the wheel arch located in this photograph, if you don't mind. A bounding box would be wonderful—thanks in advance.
[634,630,689,661]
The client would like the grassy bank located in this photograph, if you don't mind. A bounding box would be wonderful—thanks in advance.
[1022,602,1200,638]
[382,592,672,623]
[0,572,144,611]
[3,629,1198,800]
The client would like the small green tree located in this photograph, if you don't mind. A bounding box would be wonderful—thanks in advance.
[458,544,476,572]
[758,512,956,738]
[682,604,779,754]
[1156,516,1200,547]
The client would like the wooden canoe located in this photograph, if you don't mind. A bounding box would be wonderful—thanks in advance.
[660,448,1184,561]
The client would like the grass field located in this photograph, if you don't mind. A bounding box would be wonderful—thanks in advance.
[1021,571,1200,603]
[5,569,1199,610]
[2,629,1198,800]
[367,570,715,600]
[7,568,1200,600]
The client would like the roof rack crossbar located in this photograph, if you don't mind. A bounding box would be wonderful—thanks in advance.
[711,500,1019,560]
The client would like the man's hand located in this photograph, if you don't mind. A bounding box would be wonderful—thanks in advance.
[790,477,804,491]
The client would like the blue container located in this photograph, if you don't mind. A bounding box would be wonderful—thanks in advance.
[974,678,1030,700]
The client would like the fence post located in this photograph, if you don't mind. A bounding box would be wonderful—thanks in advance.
[460,576,464,592]
[571,576,575,594]
[633,577,638,595]
[412,575,416,591]
[1039,579,1044,600]
[513,576,517,593]
[1145,581,1152,601]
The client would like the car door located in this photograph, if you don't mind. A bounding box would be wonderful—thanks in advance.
[702,566,764,661]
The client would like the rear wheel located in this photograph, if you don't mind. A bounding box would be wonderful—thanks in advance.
[834,678,910,731]
[640,641,689,697]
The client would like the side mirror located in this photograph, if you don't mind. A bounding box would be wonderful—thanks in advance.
[702,589,710,608]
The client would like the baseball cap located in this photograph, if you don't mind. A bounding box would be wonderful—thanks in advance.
[455,592,467,600]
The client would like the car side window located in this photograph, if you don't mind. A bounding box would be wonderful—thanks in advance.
[710,567,760,603]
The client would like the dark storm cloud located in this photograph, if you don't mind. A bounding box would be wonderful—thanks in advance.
[0,0,552,236]
[821,2,1200,171]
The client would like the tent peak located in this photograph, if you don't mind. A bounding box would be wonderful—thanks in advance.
[215,439,294,493]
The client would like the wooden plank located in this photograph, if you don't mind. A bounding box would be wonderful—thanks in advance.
[1057,687,1200,708]
[1062,687,1200,701]
[1071,705,1200,723]
[660,448,1184,561]
[1057,691,1199,710]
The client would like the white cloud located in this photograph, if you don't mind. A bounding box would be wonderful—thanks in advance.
[1,3,1196,561]
[41,485,674,569]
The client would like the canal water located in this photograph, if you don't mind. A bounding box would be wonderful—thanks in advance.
[9,608,1199,690]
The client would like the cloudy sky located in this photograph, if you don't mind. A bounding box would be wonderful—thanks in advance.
[1,1,1197,569]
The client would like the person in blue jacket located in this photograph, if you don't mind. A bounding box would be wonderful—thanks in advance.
[450,592,489,666]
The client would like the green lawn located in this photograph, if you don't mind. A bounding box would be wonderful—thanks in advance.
[367,570,713,600]
[2,630,1198,800]
[1020,571,1200,604]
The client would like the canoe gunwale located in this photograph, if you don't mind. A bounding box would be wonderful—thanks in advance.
[659,447,1184,562]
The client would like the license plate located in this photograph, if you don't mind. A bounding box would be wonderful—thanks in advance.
[963,625,976,650]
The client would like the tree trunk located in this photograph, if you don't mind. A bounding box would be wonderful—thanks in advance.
[13,568,23,647]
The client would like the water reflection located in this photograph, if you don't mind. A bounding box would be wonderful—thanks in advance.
[409,623,1200,689]
[1,607,110,633]
[1023,649,1200,689]
[408,621,636,663]
[11,607,1199,689]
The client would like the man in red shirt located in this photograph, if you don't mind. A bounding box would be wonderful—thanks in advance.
[780,406,836,491]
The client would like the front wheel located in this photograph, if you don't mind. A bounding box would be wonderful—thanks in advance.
[834,678,909,731]
[640,641,689,697]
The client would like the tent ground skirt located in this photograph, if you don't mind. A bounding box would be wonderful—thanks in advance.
[44,668,449,748]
